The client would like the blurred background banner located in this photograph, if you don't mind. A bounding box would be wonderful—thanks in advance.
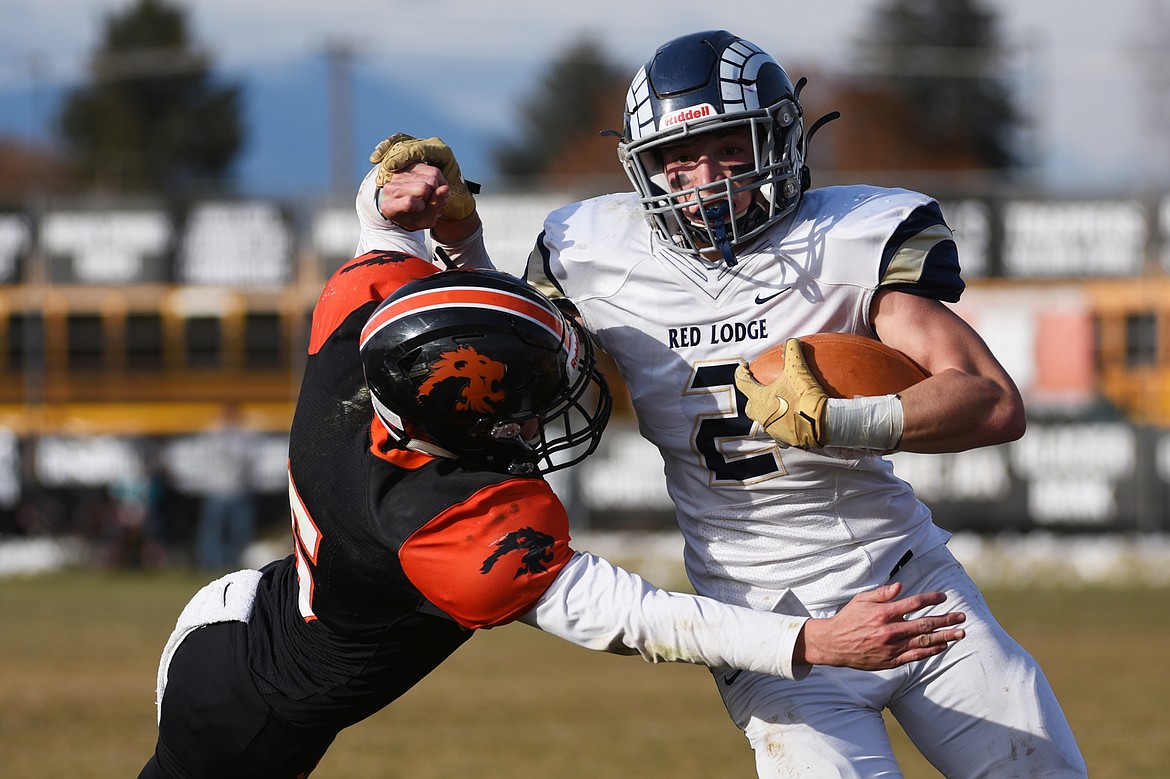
[2,191,1170,551]
[3,0,1170,568]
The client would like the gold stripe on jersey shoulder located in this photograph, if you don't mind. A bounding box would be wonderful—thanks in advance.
[882,223,953,286]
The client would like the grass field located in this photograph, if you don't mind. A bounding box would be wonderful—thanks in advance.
[1,566,1167,777]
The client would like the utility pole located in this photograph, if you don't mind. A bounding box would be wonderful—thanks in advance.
[326,40,355,198]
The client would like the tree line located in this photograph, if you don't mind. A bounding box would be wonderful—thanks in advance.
[2,0,1023,199]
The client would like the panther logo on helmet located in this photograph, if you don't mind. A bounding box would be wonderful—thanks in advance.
[418,345,506,413]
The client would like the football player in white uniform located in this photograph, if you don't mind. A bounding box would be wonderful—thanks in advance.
[360,30,1086,779]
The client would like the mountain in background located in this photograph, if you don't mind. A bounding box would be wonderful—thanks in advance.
[0,53,496,201]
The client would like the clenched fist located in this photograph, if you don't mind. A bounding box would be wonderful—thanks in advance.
[369,133,476,221]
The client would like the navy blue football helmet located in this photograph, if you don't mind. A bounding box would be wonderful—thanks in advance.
[619,30,811,264]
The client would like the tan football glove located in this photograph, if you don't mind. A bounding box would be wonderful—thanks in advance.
[368,133,476,221]
[734,339,829,449]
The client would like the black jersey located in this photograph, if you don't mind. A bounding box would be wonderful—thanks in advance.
[245,251,576,732]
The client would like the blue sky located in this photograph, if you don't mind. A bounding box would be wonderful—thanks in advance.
[0,0,1166,198]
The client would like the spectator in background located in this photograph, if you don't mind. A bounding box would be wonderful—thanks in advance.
[194,403,257,570]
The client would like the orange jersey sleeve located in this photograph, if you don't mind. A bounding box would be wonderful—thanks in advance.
[399,479,573,629]
[307,251,436,355]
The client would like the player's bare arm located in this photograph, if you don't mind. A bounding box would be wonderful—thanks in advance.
[871,289,1026,453]
[796,582,966,670]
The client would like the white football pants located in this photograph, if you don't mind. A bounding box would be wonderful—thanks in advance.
[713,544,1088,778]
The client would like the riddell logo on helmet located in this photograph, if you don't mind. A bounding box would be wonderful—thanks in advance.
[565,329,582,371]
[563,328,586,386]
[661,103,715,129]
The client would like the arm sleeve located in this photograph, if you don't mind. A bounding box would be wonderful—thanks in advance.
[524,229,567,301]
[434,225,494,270]
[353,166,430,259]
[519,551,810,680]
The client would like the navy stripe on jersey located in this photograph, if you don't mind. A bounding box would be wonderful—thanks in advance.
[877,202,964,303]
[525,230,568,299]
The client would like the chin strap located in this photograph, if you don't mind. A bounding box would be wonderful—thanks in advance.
[800,109,842,193]
[404,438,459,460]
[806,110,842,143]
[373,395,459,462]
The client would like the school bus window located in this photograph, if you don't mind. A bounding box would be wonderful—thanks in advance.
[244,312,283,370]
[9,312,43,370]
[185,316,222,369]
[1124,312,1157,368]
[67,313,105,371]
[126,312,164,371]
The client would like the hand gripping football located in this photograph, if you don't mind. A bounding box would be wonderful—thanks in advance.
[748,332,928,398]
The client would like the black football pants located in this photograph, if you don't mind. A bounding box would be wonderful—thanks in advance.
[138,622,334,779]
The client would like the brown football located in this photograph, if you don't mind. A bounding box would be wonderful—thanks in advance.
[748,332,929,398]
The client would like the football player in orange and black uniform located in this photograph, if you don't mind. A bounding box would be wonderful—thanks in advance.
[139,250,967,778]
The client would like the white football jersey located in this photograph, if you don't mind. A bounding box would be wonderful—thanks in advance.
[527,185,962,612]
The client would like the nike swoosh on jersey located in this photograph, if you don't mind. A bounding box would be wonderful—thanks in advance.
[754,287,792,304]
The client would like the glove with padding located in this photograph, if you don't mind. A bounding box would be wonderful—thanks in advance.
[369,133,476,221]
[734,338,828,449]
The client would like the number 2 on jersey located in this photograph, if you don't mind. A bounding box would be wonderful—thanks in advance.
[688,362,785,484]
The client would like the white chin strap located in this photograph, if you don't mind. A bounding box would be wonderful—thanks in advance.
[372,394,459,461]
[404,438,458,461]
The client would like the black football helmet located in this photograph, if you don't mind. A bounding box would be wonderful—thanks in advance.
[619,30,811,265]
[360,269,612,476]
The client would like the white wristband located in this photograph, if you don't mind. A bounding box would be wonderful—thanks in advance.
[823,394,904,451]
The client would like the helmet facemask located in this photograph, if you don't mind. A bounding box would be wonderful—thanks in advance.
[618,30,809,266]
[621,106,804,265]
[490,318,612,475]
